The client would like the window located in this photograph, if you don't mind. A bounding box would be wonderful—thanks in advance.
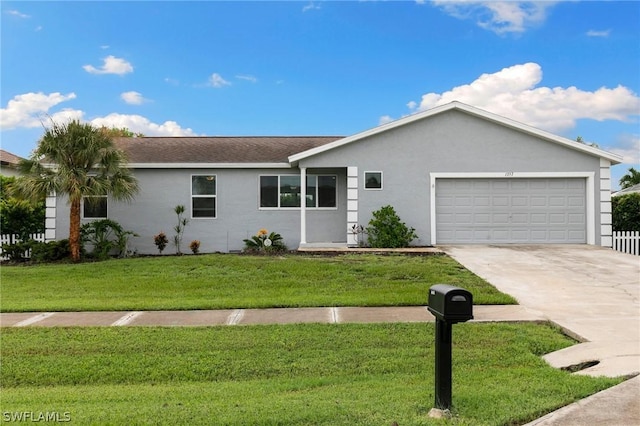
[192,175,216,218]
[260,175,337,209]
[364,171,383,190]
[83,196,107,219]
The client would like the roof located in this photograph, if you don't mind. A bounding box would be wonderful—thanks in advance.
[288,101,624,165]
[113,136,343,168]
[612,183,640,197]
[0,149,23,167]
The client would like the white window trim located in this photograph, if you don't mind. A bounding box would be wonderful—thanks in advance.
[364,171,383,190]
[191,174,217,219]
[82,195,108,219]
[259,174,338,210]
[429,172,595,246]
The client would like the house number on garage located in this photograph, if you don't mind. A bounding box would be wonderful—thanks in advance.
[505,172,514,176]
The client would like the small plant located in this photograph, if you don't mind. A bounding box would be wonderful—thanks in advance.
[190,240,201,254]
[243,228,287,253]
[81,219,138,260]
[349,224,367,247]
[366,205,417,248]
[173,205,189,254]
[154,232,169,254]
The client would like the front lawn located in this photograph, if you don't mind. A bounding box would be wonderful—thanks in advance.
[0,253,515,312]
[0,323,620,425]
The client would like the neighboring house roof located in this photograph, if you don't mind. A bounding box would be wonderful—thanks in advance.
[113,136,343,168]
[289,101,624,165]
[612,183,640,197]
[0,149,23,168]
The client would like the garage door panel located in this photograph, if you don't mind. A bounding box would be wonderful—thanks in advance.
[436,178,586,244]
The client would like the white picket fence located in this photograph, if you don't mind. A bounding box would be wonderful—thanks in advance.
[612,231,640,256]
[0,233,46,259]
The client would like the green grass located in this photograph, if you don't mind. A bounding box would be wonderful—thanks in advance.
[0,253,515,312]
[0,323,620,425]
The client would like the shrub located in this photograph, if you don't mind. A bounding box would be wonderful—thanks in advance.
[612,193,640,231]
[190,240,201,254]
[81,219,138,260]
[1,241,32,262]
[366,205,417,248]
[31,240,71,263]
[154,232,169,254]
[243,229,287,253]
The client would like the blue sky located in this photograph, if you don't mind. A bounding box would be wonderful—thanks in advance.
[1,1,639,188]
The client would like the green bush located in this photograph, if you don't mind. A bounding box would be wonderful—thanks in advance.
[81,219,137,260]
[1,241,32,262]
[366,205,417,248]
[612,193,640,231]
[31,240,71,263]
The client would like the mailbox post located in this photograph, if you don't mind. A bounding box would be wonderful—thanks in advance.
[427,284,473,415]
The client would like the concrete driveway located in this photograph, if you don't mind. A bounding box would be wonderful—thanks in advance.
[441,245,640,378]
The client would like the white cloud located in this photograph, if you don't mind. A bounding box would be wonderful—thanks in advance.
[0,92,79,130]
[90,113,197,136]
[6,10,30,18]
[302,1,321,12]
[209,73,231,88]
[379,115,394,125]
[607,134,640,165]
[433,1,558,34]
[83,55,133,75]
[120,91,147,105]
[401,62,640,134]
[236,75,258,83]
[587,29,611,37]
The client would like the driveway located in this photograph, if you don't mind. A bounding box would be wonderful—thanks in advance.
[441,245,640,378]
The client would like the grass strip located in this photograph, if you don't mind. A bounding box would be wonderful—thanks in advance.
[0,253,515,312]
[0,323,620,425]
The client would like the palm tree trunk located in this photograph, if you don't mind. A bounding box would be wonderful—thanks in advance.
[69,199,81,262]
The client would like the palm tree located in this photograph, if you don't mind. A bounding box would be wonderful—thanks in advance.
[17,120,139,261]
[619,167,640,189]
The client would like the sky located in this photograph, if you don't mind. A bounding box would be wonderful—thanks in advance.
[1,1,639,188]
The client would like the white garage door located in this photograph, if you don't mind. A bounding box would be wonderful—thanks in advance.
[436,178,586,244]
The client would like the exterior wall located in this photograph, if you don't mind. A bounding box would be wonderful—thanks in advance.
[298,109,604,246]
[54,167,347,254]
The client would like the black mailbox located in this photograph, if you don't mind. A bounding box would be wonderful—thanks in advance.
[428,284,473,324]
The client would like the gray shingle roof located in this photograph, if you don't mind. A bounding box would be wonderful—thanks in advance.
[113,136,343,164]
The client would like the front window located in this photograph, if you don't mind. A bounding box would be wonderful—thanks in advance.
[260,175,337,209]
[192,175,216,218]
[83,196,107,219]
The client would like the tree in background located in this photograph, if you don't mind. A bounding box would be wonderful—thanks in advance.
[619,167,640,189]
[612,193,640,232]
[0,176,45,242]
[16,120,139,261]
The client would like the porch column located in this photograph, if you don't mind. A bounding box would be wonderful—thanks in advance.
[300,167,307,245]
[347,166,359,246]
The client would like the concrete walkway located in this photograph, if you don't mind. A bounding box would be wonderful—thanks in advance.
[442,245,640,426]
[0,304,542,327]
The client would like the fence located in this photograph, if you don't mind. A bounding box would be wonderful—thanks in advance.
[612,231,640,256]
[0,233,46,260]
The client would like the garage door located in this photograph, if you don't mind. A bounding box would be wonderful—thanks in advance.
[436,178,586,244]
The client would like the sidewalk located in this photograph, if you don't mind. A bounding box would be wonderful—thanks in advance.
[0,304,542,327]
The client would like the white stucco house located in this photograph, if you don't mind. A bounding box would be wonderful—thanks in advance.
[47,102,622,253]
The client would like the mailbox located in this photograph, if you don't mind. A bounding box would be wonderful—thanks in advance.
[428,284,473,324]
